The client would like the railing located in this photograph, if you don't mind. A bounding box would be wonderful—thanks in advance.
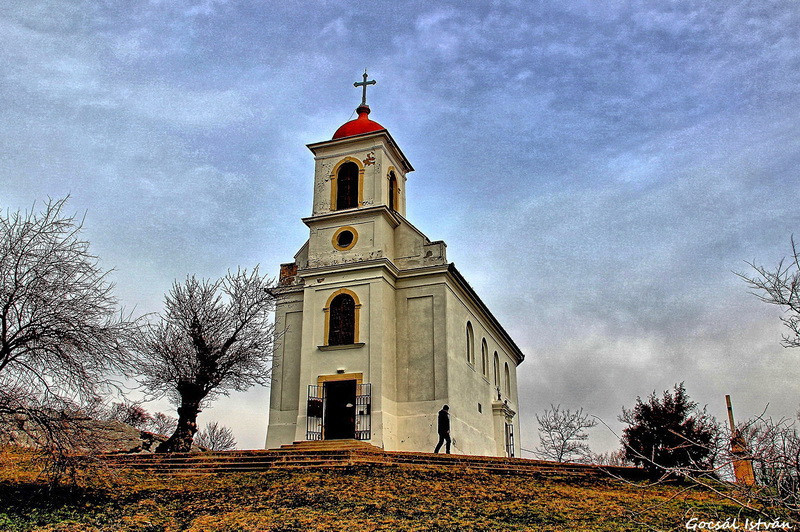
[355,383,371,441]
[306,386,324,441]
[505,422,515,458]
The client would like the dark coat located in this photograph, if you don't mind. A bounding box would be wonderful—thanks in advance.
[437,409,450,434]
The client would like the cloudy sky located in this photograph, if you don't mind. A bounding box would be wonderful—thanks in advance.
[2,0,799,453]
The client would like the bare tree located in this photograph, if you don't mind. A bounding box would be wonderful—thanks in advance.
[734,414,800,515]
[0,197,135,476]
[535,404,597,463]
[135,268,275,453]
[738,236,800,348]
[195,421,237,451]
[591,449,632,467]
[102,402,177,436]
[0,197,133,402]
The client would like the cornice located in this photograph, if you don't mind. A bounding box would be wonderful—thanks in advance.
[298,257,401,279]
[302,205,401,229]
[492,400,517,418]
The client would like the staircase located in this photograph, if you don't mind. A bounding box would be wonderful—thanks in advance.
[99,440,648,480]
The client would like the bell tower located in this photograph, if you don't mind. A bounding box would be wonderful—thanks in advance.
[303,71,413,272]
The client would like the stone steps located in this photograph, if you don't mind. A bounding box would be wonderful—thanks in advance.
[279,440,381,452]
[99,440,649,480]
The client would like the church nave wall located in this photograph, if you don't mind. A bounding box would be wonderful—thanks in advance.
[443,281,521,457]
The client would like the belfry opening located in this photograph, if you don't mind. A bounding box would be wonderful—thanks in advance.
[335,162,359,210]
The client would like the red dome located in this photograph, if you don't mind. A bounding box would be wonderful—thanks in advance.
[332,104,385,139]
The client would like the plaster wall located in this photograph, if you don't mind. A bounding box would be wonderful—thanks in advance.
[287,266,399,448]
[265,291,304,449]
[266,264,522,456]
[391,277,449,452]
[306,210,399,267]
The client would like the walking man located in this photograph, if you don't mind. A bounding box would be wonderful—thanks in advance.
[434,404,451,454]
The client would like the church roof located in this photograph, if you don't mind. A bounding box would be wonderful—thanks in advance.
[332,104,386,139]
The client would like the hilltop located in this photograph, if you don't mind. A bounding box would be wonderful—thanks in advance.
[0,445,760,532]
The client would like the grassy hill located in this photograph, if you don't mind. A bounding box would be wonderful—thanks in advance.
[0,448,760,531]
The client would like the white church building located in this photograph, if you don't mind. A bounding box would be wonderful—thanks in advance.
[266,75,524,457]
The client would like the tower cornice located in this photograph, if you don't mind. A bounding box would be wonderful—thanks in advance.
[301,205,402,229]
[307,130,413,173]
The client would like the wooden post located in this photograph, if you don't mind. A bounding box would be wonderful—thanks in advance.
[726,394,756,486]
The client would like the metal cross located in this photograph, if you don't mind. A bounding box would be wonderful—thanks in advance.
[354,70,376,106]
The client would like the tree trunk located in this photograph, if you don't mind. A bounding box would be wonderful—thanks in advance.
[156,389,202,453]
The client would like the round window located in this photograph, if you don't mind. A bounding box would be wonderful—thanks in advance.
[337,230,354,248]
[332,226,358,251]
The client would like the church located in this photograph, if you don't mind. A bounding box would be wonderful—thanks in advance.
[266,74,524,457]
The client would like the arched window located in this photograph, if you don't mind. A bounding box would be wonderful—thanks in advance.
[481,339,488,377]
[328,293,355,345]
[336,162,359,210]
[388,171,397,211]
[493,352,500,388]
[504,362,512,399]
[466,322,474,365]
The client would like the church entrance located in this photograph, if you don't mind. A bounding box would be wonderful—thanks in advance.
[323,379,357,439]
[306,378,371,441]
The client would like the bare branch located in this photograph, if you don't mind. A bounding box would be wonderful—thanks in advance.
[737,235,800,348]
[0,197,138,403]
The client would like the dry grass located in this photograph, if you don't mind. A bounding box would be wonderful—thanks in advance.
[0,447,762,531]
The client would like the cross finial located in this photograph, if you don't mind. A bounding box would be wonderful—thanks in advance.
[354,69,376,107]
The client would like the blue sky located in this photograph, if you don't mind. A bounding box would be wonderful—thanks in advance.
[2,0,799,452]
